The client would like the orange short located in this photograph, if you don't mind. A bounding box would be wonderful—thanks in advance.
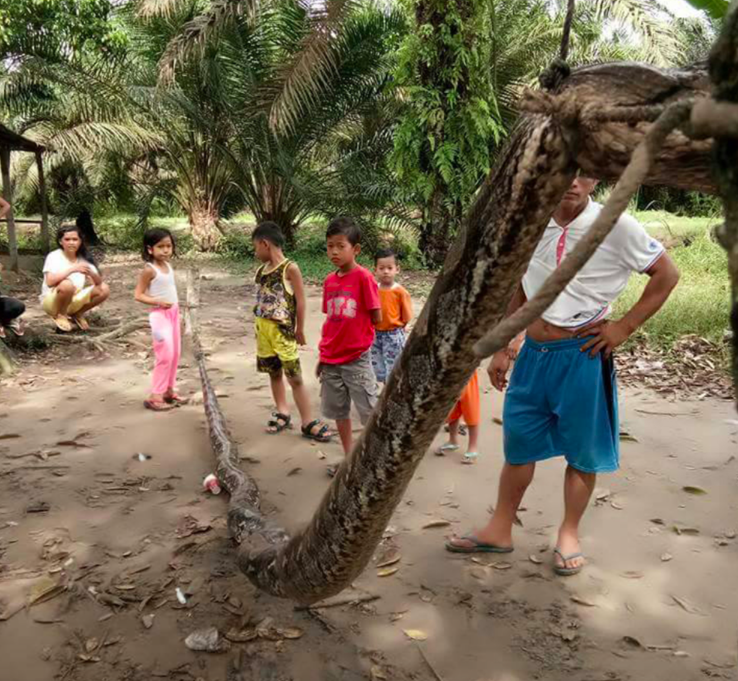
[447,371,480,427]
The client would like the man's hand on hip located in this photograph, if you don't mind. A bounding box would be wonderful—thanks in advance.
[576,319,631,358]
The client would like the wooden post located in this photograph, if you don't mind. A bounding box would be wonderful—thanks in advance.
[0,148,18,272]
[35,150,49,253]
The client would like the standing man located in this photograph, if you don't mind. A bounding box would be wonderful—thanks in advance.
[445,175,679,576]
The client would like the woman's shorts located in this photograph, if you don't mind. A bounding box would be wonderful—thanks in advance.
[41,285,94,317]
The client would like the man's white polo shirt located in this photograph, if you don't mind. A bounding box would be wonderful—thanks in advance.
[522,199,665,329]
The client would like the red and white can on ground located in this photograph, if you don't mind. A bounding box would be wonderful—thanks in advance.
[203,474,221,495]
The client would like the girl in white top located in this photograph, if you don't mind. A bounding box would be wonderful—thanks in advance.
[134,228,186,411]
[41,224,110,332]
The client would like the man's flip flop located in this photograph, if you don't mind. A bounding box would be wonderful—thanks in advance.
[445,535,514,554]
[553,548,585,576]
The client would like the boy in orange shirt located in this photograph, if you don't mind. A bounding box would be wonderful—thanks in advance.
[371,249,412,384]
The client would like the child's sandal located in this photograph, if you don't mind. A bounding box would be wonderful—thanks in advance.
[461,451,479,465]
[266,412,291,434]
[164,393,189,405]
[301,420,331,443]
[144,399,175,412]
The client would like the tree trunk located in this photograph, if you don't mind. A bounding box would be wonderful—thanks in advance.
[0,149,18,272]
[704,8,738,404]
[75,209,101,246]
[199,60,722,604]
[36,151,50,254]
[189,205,222,251]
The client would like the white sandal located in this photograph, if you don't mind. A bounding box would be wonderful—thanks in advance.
[435,443,459,456]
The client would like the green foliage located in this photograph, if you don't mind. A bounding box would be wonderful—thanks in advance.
[0,0,127,61]
[615,214,730,358]
[218,228,255,261]
[391,0,503,258]
[684,0,730,20]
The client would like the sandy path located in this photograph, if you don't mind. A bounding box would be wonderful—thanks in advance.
[1,265,736,681]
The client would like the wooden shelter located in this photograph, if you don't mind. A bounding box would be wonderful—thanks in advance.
[0,122,49,272]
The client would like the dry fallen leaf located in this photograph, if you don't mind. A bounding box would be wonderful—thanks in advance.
[224,628,258,643]
[370,665,388,681]
[620,571,644,580]
[403,629,428,641]
[682,486,707,496]
[570,595,598,607]
[672,525,700,536]
[376,550,401,569]
[377,567,399,578]
[529,555,542,565]
[622,635,644,648]
[421,520,451,529]
[278,627,304,640]
[671,595,703,615]
[661,553,673,562]
[492,562,512,570]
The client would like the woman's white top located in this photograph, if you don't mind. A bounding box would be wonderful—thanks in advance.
[145,262,179,305]
[41,249,99,300]
[522,199,665,328]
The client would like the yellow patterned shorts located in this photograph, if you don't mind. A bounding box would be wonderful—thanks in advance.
[255,317,301,378]
[41,285,94,317]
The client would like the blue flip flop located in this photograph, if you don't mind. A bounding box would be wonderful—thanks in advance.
[553,547,584,576]
[445,534,514,554]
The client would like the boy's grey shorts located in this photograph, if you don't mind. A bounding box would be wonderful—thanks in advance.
[320,351,378,423]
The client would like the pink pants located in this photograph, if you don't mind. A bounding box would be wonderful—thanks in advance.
[149,304,181,395]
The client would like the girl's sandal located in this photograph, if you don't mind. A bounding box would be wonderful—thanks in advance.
[164,393,189,406]
[301,420,332,443]
[266,412,291,434]
[144,399,175,412]
[53,315,73,332]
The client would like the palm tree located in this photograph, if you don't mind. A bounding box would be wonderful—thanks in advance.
[1,0,405,249]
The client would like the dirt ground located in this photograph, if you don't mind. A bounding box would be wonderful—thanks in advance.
[1,256,737,681]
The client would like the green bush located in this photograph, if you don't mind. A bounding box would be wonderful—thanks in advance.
[218,229,254,261]
[614,213,730,363]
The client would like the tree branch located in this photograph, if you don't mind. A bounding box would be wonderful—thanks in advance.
[474,99,693,359]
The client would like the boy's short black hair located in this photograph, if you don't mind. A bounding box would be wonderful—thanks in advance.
[252,221,285,248]
[326,216,361,246]
[374,248,397,265]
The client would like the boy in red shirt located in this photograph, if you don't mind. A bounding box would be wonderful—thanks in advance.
[318,217,381,457]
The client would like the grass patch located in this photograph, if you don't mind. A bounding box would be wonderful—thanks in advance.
[615,212,730,363]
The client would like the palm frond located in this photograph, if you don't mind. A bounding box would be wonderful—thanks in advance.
[267,0,370,134]
[157,0,259,82]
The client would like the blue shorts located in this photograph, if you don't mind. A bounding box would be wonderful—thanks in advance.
[371,328,406,383]
[503,337,619,474]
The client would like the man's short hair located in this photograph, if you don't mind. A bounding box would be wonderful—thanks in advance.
[374,248,397,265]
[326,216,361,246]
[253,221,285,248]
